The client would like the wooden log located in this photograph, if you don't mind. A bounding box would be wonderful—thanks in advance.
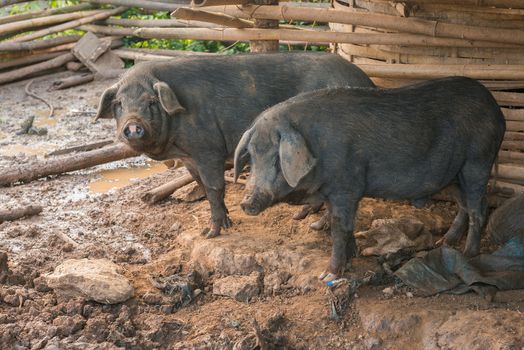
[0,0,29,8]
[250,0,280,53]
[491,180,524,195]
[0,35,81,52]
[46,140,114,157]
[492,91,524,107]
[112,49,173,61]
[134,27,517,48]
[142,173,194,204]
[105,17,204,28]
[172,8,253,28]
[0,51,65,71]
[85,0,183,11]
[0,53,75,85]
[0,9,102,37]
[495,164,524,182]
[504,131,524,140]
[10,7,127,43]
[397,0,524,10]
[114,48,212,59]
[66,61,85,71]
[356,63,524,80]
[0,206,43,223]
[192,0,248,7]
[502,140,524,150]
[483,81,524,90]
[208,5,524,46]
[506,122,524,132]
[0,3,92,26]
[49,73,95,90]
[502,108,524,121]
[0,143,140,187]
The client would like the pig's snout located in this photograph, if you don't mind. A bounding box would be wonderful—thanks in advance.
[240,191,271,216]
[123,122,145,140]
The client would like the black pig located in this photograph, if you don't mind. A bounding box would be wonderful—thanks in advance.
[95,53,375,238]
[234,77,505,281]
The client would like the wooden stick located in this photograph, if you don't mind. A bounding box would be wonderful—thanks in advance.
[504,131,524,140]
[86,0,183,11]
[495,164,524,182]
[499,150,524,164]
[66,61,85,72]
[78,24,136,36]
[506,121,524,132]
[134,27,517,48]
[502,140,524,150]
[192,0,248,7]
[0,206,42,223]
[0,9,102,37]
[10,7,127,43]
[0,51,65,71]
[46,139,114,157]
[142,173,195,204]
[205,5,524,46]
[0,52,75,85]
[0,143,140,186]
[105,17,204,28]
[0,35,81,52]
[0,0,29,8]
[112,48,209,61]
[0,3,92,26]
[173,8,253,28]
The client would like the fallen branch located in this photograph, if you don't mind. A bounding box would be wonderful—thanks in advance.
[192,0,248,7]
[0,143,140,186]
[78,24,135,36]
[10,7,127,43]
[85,0,184,11]
[141,173,195,204]
[0,3,92,26]
[46,139,114,157]
[25,79,54,119]
[173,8,253,28]
[0,52,75,85]
[105,17,206,28]
[0,51,65,71]
[397,0,524,9]
[0,206,43,223]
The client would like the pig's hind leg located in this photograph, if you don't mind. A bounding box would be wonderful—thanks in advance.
[440,184,469,246]
[458,161,490,257]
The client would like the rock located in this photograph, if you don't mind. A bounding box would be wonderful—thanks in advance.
[52,315,86,337]
[263,271,291,295]
[45,259,134,304]
[382,287,394,296]
[212,272,260,302]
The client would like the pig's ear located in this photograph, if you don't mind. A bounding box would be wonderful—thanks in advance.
[279,128,316,188]
[94,84,118,121]
[234,127,254,183]
[154,82,186,116]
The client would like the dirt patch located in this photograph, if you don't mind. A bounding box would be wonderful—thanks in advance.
[1,73,523,349]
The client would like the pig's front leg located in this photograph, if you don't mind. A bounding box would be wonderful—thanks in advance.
[194,158,232,239]
[319,194,359,282]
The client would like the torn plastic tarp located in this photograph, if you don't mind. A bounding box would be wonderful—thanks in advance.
[395,194,524,297]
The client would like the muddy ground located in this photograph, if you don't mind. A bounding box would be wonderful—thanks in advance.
[0,72,523,350]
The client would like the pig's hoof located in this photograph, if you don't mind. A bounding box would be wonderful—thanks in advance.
[310,216,329,231]
[223,216,233,229]
[462,245,480,258]
[201,227,220,239]
[319,271,338,283]
[293,205,311,220]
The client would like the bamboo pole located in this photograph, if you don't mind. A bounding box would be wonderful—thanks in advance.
[114,48,211,59]
[0,9,102,37]
[85,0,183,11]
[142,173,195,204]
[173,8,254,28]
[205,5,524,45]
[0,4,93,26]
[0,51,65,71]
[0,143,140,186]
[78,24,136,36]
[192,0,248,6]
[112,49,174,61]
[0,53,75,85]
[9,7,127,43]
[134,27,517,48]
[502,108,524,121]
[356,63,524,80]
[492,92,524,107]
[397,0,524,9]
[0,35,81,52]
[105,17,201,28]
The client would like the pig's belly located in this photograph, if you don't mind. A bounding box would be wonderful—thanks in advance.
[363,157,462,200]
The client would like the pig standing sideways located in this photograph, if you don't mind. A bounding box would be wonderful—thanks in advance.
[234,77,505,281]
[95,53,375,238]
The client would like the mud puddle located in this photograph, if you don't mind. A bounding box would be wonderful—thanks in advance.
[89,161,168,193]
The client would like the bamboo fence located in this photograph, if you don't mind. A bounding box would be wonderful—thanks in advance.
[0,0,523,197]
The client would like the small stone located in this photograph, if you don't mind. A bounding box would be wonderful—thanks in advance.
[212,272,260,302]
[44,259,134,304]
[382,287,394,296]
[406,292,414,298]
[230,320,241,329]
[193,289,202,298]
